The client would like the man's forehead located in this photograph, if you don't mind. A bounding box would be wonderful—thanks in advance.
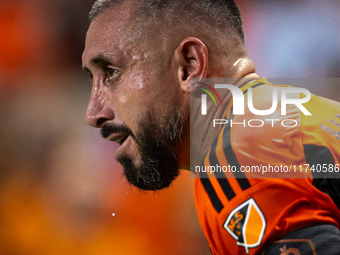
[83,2,140,64]
[87,2,136,39]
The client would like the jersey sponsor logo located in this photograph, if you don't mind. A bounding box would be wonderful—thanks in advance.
[263,240,317,255]
[320,113,340,140]
[279,245,301,255]
[223,198,266,254]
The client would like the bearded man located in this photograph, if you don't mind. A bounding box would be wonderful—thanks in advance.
[82,0,340,254]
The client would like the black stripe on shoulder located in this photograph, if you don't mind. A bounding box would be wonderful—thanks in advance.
[304,144,340,209]
[304,144,334,165]
[197,82,266,212]
[199,170,224,213]
[209,134,236,201]
[223,110,251,190]
[220,82,265,190]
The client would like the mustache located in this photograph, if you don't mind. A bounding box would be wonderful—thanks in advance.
[101,123,137,141]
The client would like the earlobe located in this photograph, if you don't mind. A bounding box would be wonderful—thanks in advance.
[174,37,208,94]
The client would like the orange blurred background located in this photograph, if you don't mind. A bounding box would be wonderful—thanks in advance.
[0,0,209,254]
[0,0,339,254]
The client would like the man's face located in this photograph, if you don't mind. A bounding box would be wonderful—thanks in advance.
[82,3,187,190]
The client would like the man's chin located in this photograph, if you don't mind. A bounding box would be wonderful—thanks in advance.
[117,154,179,191]
[113,102,186,191]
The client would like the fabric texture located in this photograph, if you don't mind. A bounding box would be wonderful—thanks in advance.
[194,78,340,255]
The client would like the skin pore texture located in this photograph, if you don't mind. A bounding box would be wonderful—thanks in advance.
[82,1,259,190]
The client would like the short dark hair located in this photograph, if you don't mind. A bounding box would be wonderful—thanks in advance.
[88,0,245,45]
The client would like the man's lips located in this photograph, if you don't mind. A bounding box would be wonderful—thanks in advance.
[107,133,130,145]
[101,123,134,141]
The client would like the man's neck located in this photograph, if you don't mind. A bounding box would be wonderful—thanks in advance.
[185,73,260,171]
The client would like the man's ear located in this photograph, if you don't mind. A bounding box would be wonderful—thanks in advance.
[174,37,208,93]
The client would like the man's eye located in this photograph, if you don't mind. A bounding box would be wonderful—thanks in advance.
[105,68,117,81]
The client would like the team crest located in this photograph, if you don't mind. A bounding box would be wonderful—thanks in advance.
[223,198,266,254]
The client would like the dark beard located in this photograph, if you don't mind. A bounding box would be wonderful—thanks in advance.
[101,105,187,191]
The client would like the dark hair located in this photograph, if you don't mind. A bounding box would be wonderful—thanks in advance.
[88,0,245,44]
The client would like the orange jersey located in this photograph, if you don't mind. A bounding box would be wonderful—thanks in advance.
[194,78,340,255]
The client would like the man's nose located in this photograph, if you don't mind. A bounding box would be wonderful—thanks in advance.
[86,86,114,128]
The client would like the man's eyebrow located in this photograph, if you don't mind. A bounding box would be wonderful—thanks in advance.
[91,54,111,66]
[82,54,113,73]
[82,54,112,71]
